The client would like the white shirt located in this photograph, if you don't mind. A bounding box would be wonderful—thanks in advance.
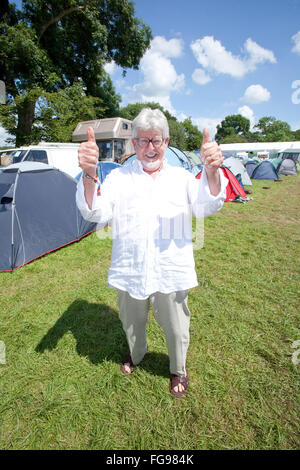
[76,159,227,299]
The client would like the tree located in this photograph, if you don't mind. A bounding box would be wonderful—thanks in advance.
[293,129,300,140]
[168,118,186,149]
[0,0,152,145]
[254,116,294,142]
[182,118,202,150]
[218,133,249,144]
[215,114,250,143]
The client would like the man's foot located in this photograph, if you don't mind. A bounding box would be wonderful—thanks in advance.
[120,346,148,375]
[120,353,135,375]
[170,374,188,398]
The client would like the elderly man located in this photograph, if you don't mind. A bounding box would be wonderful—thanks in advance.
[76,108,227,398]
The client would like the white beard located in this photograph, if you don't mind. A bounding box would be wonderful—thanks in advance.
[140,151,162,171]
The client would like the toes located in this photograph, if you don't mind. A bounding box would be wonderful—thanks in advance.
[173,384,184,393]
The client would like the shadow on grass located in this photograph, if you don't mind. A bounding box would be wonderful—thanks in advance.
[35,299,125,365]
[35,299,170,378]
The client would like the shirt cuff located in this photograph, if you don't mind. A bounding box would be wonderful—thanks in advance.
[202,167,227,200]
[76,174,98,214]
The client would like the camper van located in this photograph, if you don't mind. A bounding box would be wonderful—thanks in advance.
[72,117,134,163]
[3,143,81,178]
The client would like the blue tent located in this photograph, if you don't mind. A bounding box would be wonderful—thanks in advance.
[251,160,281,180]
[122,146,201,176]
[75,161,121,182]
[0,162,97,272]
[245,160,258,178]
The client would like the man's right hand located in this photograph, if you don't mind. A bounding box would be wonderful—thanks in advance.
[78,126,99,178]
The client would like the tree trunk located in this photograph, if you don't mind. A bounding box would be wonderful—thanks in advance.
[15,95,37,147]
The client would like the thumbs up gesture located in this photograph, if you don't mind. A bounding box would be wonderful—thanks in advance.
[78,126,99,178]
[200,128,223,171]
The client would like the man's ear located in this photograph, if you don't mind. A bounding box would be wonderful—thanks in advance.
[131,138,137,151]
[165,137,170,146]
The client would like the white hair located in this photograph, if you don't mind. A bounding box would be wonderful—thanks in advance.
[132,108,169,139]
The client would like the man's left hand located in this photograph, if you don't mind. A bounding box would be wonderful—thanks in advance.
[201,128,223,171]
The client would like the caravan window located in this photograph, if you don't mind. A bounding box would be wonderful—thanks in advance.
[114,140,125,162]
[24,150,48,164]
[97,141,112,160]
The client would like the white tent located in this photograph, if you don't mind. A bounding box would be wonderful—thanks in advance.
[222,157,252,186]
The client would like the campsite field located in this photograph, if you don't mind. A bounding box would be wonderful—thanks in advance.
[0,175,299,450]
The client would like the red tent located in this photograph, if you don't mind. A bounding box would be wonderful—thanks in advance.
[196,167,247,202]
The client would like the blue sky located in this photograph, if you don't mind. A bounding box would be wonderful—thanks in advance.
[105,0,300,136]
[1,0,300,145]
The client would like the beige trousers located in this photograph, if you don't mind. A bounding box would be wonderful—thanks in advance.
[117,289,190,377]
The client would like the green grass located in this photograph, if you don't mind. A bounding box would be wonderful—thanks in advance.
[0,175,299,450]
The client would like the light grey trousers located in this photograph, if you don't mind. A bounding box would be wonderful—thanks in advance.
[117,289,191,377]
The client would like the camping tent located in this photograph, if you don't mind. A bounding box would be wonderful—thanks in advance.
[196,167,247,202]
[251,161,281,180]
[277,158,298,175]
[122,146,202,176]
[0,162,97,272]
[245,160,258,178]
[269,156,283,171]
[75,161,121,182]
[185,151,203,166]
[222,157,252,186]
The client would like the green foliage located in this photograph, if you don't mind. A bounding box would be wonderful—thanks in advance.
[0,0,152,145]
[168,118,186,149]
[293,129,300,140]
[182,118,203,150]
[219,133,249,144]
[38,82,106,142]
[215,114,250,143]
[254,116,295,142]
[120,102,168,120]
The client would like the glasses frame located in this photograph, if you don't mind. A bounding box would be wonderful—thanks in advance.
[134,137,165,149]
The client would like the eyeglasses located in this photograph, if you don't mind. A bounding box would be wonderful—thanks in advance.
[135,137,164,148]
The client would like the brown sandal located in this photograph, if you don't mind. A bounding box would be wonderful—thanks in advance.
[170,374,189,398]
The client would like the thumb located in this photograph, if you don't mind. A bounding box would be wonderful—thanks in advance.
[87,126,96,143]
[202,128,210,145]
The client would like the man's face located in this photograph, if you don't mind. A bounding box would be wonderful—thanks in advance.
[132,129,169,173]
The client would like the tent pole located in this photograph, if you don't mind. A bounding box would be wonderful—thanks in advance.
[10,168,21,270]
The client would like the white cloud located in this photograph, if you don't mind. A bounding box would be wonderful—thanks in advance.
[191,117,223,138]
[123,36,185,113]
[291,31,300,55]
[104,61,117,75]
[190,36,276,80]
[291,80,300,104]
[244,39,276,70]
[150,36,183,58]
[192,68,211,85]
[238,105,255,130]
[0,125,14,147]
[241,84,271,104]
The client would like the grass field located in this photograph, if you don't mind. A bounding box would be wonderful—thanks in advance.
[0,175,299,450]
